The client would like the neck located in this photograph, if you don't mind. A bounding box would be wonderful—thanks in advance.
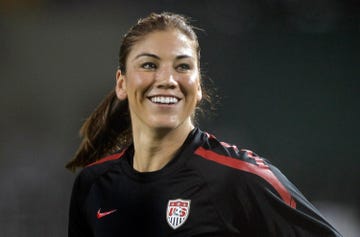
[131,122,194,172]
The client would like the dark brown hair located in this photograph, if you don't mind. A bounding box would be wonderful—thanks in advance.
[66,12,211,171]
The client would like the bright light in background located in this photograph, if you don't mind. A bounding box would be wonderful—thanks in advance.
[315,201,360,237]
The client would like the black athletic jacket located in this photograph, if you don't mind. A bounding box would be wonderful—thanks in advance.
[68,128,342,236]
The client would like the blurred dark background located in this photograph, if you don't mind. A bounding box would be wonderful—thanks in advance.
[0,0,359,236]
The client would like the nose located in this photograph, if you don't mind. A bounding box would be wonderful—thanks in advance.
[155,66,177,89]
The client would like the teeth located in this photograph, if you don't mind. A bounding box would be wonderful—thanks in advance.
[150,96,179,104]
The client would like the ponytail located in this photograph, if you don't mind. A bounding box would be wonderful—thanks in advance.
[66,90,131,171]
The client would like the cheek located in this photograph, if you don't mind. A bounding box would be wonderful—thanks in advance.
[182,74,200,93]
[126,72,152,92]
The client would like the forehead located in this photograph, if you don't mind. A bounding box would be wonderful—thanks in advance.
[128,30,197,59]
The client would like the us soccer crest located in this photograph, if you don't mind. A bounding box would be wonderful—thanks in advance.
[166,199,191,229]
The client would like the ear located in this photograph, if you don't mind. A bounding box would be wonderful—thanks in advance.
[115,69,127,100]
[196,80,202,103]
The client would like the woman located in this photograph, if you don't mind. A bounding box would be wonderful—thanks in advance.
[67,12,342,236]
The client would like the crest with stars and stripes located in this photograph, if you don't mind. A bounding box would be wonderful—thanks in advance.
[166,199,191,229]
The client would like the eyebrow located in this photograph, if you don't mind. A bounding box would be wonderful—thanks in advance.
[133,53,194,61]
[134,53,160,60]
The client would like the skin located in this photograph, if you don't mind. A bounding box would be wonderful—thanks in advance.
[115,29,202,172]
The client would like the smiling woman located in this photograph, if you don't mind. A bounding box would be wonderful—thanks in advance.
[115,29,202,171]
[66,12,342,237]
[117,30,201,130]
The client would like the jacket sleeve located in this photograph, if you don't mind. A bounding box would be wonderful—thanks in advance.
[68,171,93,237]
[244,160,343,237]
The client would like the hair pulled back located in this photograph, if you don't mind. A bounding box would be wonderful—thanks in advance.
[66,12,204,171]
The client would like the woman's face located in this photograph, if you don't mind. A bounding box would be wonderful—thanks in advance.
[116,29,202,132]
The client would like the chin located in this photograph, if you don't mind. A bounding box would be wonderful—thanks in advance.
[146,115,192,131]
[149,120,189,132]
[151,122,179,130]
[147,116,179,128]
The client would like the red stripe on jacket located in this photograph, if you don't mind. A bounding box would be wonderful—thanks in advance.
[86,150,126,167]
[194,146,296,208]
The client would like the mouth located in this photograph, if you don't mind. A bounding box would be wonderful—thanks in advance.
[148,96,180,105]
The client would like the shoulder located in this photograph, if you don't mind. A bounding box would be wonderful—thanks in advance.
[194,131,265,171]
[194,131,296,208]
[86,150,126,169]
[83,149,126,175]
[72,150,127,197]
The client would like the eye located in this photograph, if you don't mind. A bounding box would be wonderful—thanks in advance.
[141,62,157,70]
[176,63,191,72]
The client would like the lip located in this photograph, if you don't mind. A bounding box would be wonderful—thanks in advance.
[147,95,182,106]
[147,94,181,100]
